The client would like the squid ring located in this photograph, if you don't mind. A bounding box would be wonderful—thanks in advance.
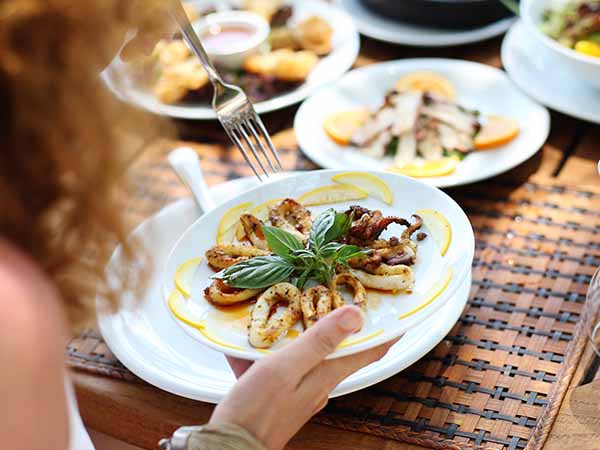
[249,282,302,348]
[348,267,413,293]
[300,285,345,329]
[205,244,269,270]
[205,280,263,305]
[330,273,367,311]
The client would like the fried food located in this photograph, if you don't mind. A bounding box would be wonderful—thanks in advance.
[240,214,269,250]
[300,285,345,329]
[348,267,413,293]
[153,59,209,104]
[205,279,264,305]
[153,39,192,66]
[269,198,312,242]
[244,0,285,22]
[244,49,319,82]
[295,16,333,55]
[249,282,302,348]
[344,206,411,245]
[205,244,270,270]
[330,273,367,311]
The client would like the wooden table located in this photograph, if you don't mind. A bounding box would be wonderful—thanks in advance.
[73,35,600,450]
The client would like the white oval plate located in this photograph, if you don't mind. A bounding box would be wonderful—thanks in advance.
[294,59,550,188]
[102,0,359,120]
[502,20,600,125]
[337,0,515,47]
[163,170,474,360]
[97,175,472,403]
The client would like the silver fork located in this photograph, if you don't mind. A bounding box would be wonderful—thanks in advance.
[169,1,283,181]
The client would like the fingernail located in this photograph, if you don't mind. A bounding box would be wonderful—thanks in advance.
[338,307,363,332]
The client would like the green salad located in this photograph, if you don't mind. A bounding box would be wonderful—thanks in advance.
[541,1,600,56]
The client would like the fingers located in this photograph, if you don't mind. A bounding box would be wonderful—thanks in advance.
[226,356,253,379]
[298,337,400,398]
[267,306,363,381]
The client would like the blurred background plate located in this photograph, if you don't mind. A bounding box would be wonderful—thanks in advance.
[502,20,600,124]
[338,0,515,46]
[102,0,359,120]
[295,58,550,188]
[97,176,471,403]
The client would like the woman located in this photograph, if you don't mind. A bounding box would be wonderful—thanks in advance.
[0,1,394,450]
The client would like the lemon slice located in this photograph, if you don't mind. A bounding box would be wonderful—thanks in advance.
[298,184,368,206]
[174,256,203,297]
[331,172,393,205]
[388,157,459,178]
[323,109,371,145]
[217,202,253,244]
[235,198,283,240]
[394,71,456,99]
[398,267,453,320]
[475,115,520,150]
[167,290,204,329]
[575,40,600,58]
[417,209,452,256]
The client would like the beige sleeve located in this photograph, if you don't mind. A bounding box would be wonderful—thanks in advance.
[188,423,267,450]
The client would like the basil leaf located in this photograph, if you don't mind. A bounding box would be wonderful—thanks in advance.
[213,255,294,289]
[262,225,303,258]
[308,209,336,250]
[334,245,367,261]
[319,241,346,258]
[324,211,353,244]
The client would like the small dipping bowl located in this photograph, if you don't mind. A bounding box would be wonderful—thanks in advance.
[193,11,270,70]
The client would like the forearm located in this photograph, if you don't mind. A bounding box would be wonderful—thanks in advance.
[188,423,266,450]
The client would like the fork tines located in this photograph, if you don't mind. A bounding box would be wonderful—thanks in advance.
[223,113,283,181]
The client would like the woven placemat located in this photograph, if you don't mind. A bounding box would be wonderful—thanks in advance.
[67,141,600,450]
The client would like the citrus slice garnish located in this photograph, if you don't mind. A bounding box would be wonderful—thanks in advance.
[298,184,368,206]
[394,71,456,99]
[217,202,253,245]
[416,208,452,256]
[323,109,370,145]
[388,157,459,178]
[167,290,204,329]
[475,115,520,150]
[331,172,393,205]
[174,256,203,297]
[398,267,453,320]
[235,198,283,241]
[574,40,600,58]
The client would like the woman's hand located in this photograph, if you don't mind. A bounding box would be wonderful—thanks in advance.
[211,305,396,450]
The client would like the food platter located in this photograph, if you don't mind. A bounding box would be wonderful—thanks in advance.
[295,59,550,188]
[102,0,359,120]
[162,170,474,360]
[97,174,472,403]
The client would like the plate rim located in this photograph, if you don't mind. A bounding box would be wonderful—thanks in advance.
[162,169,475,360]
[337,0,515,47]
[501,20,600,125]
[294,57,551,188]
[97,187,471,403]
[102,0,360,120]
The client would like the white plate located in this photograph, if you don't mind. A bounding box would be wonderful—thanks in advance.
[502,20,600,125]
[294,59,550,188]
[102,0,359,120]
[337,0,515,47]
[163,170,474,360]
[98,176,471,403]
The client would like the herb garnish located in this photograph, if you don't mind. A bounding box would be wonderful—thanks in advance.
[214,209,368,289]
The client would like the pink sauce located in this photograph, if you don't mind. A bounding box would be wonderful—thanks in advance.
[201,25,255,54]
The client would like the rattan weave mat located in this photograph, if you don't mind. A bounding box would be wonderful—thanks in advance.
[67,144,600,450]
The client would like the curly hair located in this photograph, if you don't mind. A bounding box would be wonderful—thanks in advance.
[0,0,171,331]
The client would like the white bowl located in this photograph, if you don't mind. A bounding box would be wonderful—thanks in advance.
[193,11,269,69]
[521,0,600,90]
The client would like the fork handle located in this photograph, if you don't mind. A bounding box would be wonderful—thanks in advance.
[169,1,226,92]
